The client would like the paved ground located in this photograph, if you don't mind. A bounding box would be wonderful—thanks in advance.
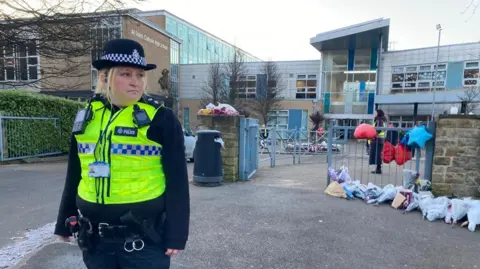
[0,162,67,248]
[1,161,480,269]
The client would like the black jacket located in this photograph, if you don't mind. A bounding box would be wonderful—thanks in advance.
[54,97,190,250]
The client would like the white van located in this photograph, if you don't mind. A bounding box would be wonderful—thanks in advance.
[183,129,196,162]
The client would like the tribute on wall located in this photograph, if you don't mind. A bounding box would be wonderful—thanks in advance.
[158,69,173,109]
[158,69,171,92]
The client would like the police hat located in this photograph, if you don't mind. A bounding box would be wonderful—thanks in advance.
[92,39,156,71]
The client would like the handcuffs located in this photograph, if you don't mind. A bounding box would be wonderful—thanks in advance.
[124,236,145,252]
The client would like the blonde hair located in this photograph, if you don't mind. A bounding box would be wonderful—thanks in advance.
[94,67,148,104]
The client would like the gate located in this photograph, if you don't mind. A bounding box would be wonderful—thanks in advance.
[0,115,62,161]
[258,128,341,167]
[238,118,259,180]
[326,120,436,187]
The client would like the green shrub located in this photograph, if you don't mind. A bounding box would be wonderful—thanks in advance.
[0,90,84,158]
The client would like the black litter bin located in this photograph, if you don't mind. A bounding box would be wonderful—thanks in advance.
[193,130,223,186]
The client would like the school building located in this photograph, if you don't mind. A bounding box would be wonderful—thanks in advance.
[1,12,478,130]
[0,9,259,104]
[179,18,480,131]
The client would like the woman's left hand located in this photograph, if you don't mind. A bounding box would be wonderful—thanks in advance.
[165,249,180,256]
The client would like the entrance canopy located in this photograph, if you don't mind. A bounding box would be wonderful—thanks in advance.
[310,18,390,51]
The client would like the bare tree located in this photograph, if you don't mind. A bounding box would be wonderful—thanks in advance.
[200,62,225,107]
[0,0,143,90]
[223,46,247,107]
[309,111,325,132]
[458,87,480,114]
[461,0,479,20]
[249,61,284,125]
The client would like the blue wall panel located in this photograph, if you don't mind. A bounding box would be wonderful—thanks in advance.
[367,93,375,114]
[348,48,355,71]
[324,93,331,114]
[359,82,366,101]
[288,109,302,129]
[370,47,377,70]
[445,61,464,90]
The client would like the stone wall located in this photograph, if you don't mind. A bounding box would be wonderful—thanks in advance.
[197,115,243,182]
[432,115,480,197]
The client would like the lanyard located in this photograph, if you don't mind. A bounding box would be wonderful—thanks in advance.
[94,107,125,162]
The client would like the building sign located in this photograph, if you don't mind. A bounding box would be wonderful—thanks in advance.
[130,30,168,50]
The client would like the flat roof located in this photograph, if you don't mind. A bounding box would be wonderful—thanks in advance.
[375,90,480,105]
[384,41,480,54]
[310,18,390,51]
[135,9,262,61]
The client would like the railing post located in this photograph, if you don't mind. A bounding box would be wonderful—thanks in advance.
[327,120,334,185]
[0,115,3,161]
[424,121,436,181]
[292,129,296,165]
[244,123,249,180]
[297,127,301,164]
[271,128,276,168]
[415,146,422,174]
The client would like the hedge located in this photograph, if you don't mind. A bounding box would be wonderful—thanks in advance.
[0,90,84,158]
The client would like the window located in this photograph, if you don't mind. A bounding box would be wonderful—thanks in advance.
[165,17,178,36]
[0,40,39,82]
[183,108,190,131]
[170,40,180,97]
[267,110,289,130]
[238,75,256,99]
[296,74,317,99]
[391,63,447,92]
[91,70,98,90]
[90,20,121,89]
[464,61,479,87]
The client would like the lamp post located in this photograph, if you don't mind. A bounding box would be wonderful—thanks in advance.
[431,24,442,120]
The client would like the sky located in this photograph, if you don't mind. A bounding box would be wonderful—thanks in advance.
[138,0,480,61]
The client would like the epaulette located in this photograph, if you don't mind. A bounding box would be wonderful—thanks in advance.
[86,93,103,103]
[87,93,108,108]
[141,95,163,109]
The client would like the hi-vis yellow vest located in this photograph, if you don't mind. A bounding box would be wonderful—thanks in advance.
[374,121,386,139]
[75,100,165,205]
[368,121,386,145]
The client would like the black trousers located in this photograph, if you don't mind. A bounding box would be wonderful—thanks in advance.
[368,140,384,167]
[82,238,170,269]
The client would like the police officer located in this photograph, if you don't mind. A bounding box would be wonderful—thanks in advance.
[368,109,387,174]
[259,124,269,149]
[54,39,190,269]
[259,124,269,140]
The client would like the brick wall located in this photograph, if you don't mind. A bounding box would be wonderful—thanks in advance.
[197,115,243,182]
[432,115,480,197]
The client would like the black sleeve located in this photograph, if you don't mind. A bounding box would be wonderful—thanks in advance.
[147,107,190,250]
[54,135,82,236]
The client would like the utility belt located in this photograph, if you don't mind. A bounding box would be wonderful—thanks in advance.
[65,210,165,252]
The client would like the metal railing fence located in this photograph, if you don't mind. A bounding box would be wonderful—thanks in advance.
[0,115,62,161]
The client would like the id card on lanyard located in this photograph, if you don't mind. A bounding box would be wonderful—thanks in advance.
[89,108,124,178]
[88,162,110,178]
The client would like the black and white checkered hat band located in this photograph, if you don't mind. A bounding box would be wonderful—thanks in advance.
[101,53,147,66]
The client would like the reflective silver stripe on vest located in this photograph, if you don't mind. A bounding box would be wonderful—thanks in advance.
[111,144,162,156]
